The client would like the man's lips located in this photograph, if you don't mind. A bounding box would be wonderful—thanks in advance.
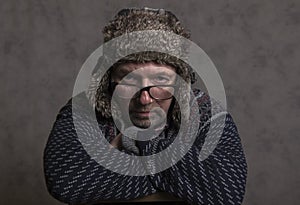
[133,111,151,117]
[131,110,152,118]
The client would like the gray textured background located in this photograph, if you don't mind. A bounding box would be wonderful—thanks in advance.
[1,0,299,204]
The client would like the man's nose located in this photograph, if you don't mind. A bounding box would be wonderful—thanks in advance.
[139,90,154,105]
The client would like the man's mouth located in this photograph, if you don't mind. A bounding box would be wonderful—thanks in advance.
[132,111,151,118]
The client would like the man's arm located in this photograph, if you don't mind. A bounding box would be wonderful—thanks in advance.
[150,113,247,205]
[43,99,156,205]
[136,91,247,205]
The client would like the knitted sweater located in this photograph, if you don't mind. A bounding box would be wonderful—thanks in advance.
[44,90,247,205]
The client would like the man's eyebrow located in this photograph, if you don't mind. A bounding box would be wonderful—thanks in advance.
[115,66,135,74]
[146,70,176,78]
[151,71,175,76]
[112,68,132,77]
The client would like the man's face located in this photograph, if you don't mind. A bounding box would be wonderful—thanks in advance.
[111,62,177,129]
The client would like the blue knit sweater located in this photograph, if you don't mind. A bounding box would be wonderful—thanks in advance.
[44,90,247,205]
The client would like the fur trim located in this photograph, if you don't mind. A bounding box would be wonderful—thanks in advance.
[86,8,194,129]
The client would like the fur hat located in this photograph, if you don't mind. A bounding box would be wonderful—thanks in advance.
[87,7,195,129]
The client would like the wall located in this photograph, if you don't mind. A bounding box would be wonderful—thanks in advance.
[1,0,299,204]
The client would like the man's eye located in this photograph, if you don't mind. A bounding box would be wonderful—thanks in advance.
[155,76,170,82]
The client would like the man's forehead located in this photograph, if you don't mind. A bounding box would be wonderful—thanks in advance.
[114,62,176,74]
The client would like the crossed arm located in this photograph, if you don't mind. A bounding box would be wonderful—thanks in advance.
[44,95,247,205]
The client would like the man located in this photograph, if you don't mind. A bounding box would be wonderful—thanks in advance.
[44,7,247,205]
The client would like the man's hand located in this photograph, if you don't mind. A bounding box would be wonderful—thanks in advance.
[110,132,122,149]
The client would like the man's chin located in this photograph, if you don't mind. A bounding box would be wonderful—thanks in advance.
[131,119,151,129]
[131,117,166,130]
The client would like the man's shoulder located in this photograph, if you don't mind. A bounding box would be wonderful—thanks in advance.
[192,88,226,115]
[54,92,94,120]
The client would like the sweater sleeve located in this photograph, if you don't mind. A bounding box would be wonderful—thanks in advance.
[149,113,247,205]
[43,98,156,205]
[137,91,247,205]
